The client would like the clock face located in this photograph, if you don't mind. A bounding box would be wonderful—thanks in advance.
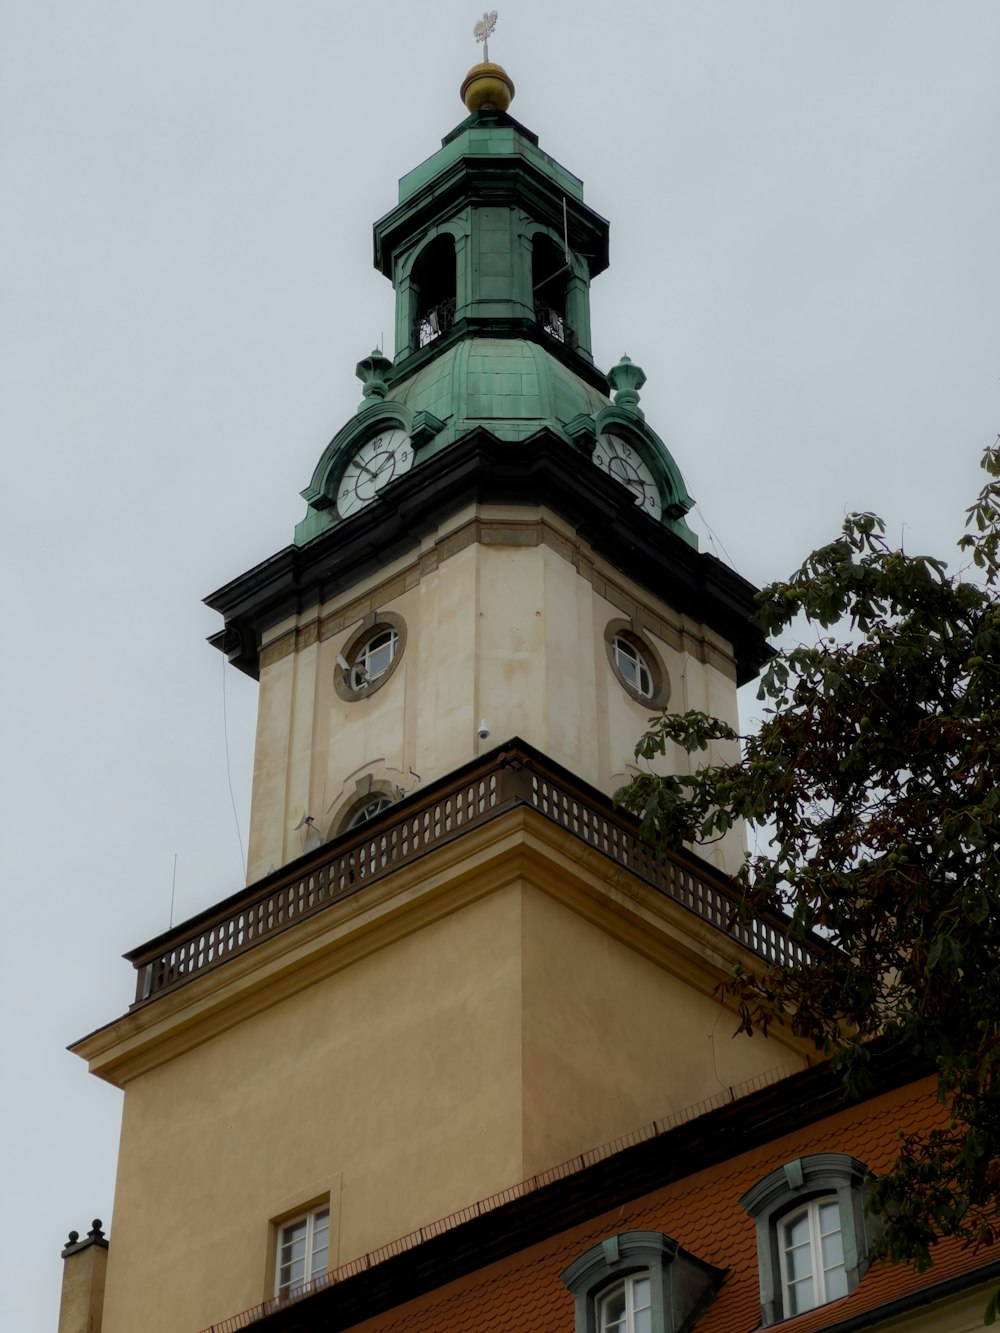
[337,429,413,518]
[593,433,661,519]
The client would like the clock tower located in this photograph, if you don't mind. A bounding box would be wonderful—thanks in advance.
[212,62,760,890]
[70,58,814,1333]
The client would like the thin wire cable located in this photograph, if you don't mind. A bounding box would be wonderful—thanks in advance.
[222,653,247,878]
[693,502,737,570]
[169,851,178,928]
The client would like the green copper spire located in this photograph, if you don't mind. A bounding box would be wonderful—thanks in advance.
[293,67,696,552]
[373,101,609,381]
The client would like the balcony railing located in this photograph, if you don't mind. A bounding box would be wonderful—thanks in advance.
[127,742,821,1008]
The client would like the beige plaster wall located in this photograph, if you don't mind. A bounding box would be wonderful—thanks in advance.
[519,885,805,1177]
[98,863,805,1333]
[246,510,745,883]
[57,1243,108,1333]
[100,886,525,1333]
[871,1285,1000,1333]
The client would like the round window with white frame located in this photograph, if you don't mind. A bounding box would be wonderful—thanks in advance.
[604,619,669,708]
[334,611,407,702]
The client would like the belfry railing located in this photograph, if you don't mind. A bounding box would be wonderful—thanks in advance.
[126,740,822,1008]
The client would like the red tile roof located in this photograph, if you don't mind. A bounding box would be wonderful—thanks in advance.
[346,1076,995,1333]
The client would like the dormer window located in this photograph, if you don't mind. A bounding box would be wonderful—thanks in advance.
[741,1153,874,1326]
[532,233,571,344]
[561,1231,723,1333]
[411,235,457,349]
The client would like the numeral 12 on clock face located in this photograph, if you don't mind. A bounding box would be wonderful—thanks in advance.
[593,433,661,519]
[337,430,413,518]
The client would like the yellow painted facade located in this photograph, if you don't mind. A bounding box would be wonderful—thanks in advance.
[246,505,745,884]
[56,1239,107,1333]
[75,807,810,1333]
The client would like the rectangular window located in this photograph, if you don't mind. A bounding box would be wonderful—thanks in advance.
[598,1274,652,1333]
[780,1197,847,1316]
[275,1206,329,1297]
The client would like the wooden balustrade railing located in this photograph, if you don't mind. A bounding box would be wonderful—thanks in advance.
[127,742,820,1008]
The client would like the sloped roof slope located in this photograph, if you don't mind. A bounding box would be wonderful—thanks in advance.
[347,1077,995,1333]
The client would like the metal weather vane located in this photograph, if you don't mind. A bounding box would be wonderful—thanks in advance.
[474,10,498,62]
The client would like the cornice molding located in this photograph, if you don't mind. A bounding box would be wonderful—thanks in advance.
[71,805,808,1089]
[205,430,769,682]
[373,151,609,281]
[256,511,738,682]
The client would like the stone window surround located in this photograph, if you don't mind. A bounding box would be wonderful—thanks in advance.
[333,611,408,703]
[604,618,671,708]
[740,1152,874,1326]
[331,774,405,838]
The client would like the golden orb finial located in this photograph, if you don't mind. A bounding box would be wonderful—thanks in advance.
[462,10,514,111]
[460,61,515,112]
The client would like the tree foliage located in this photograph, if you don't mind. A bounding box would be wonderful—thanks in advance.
[619,443,1000,1294]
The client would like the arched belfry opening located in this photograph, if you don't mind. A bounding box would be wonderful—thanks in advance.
[411,235,457,350]
[532,232,571,345]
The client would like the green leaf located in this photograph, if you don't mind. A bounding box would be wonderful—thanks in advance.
[617,441,1000,1285]
[983,1286,1000,1324]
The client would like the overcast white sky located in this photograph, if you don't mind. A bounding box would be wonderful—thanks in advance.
[2,3,998,1329]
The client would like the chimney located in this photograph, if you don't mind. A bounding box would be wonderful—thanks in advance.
[57,1220,108,1333]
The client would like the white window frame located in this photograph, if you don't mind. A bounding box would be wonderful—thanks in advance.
[596,1272,652,1333]
[274,1205,330,1298]
[350,627,399,691]
[612,635,653,699]
[345,795,394,830]
[778,1195,848,1317]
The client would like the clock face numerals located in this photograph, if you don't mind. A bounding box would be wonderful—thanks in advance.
[337,430,413,517]
[593,433,661,519]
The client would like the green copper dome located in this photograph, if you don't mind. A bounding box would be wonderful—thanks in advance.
[294,336,608,546]
[294,334,696,548]
[393,336,608,450]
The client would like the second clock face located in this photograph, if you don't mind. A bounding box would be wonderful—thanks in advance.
[337,430,413,518]
[593,433,661,519]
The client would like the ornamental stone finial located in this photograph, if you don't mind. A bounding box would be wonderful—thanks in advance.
[608,354,647,418]
[356,348,393,407]
[61,1219,108,1258]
